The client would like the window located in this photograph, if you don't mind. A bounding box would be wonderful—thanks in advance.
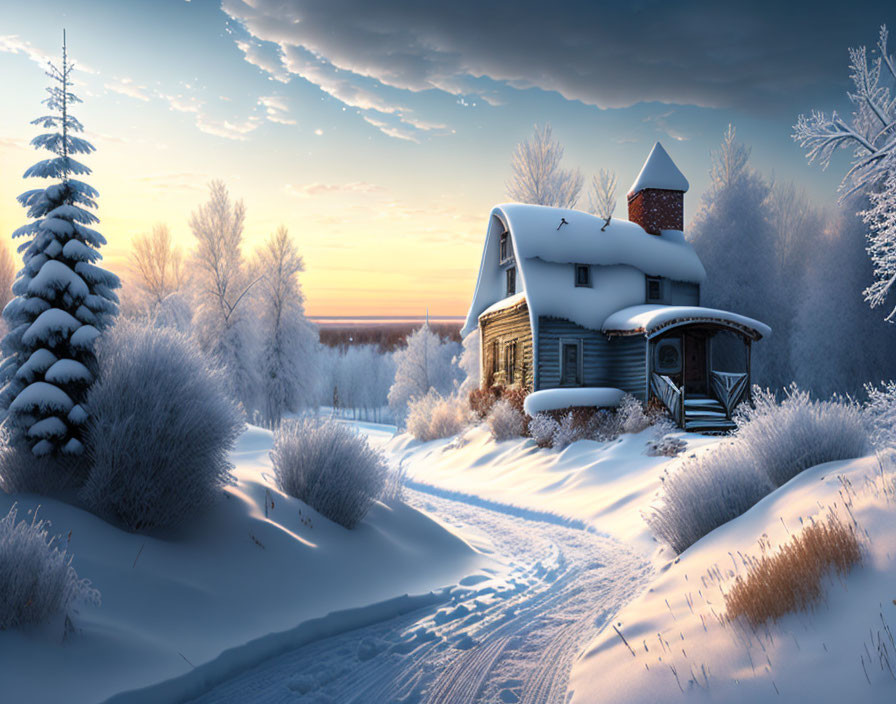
[574,264,591,287]
[505,341,517,384]
[491,340,499,374]
[506,266,516,296]
[654,338,682,374]
[499,231,510,263]
[646,276,663,301]
[560,340,583,386]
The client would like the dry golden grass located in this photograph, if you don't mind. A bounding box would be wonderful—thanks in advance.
[725,512,862,627]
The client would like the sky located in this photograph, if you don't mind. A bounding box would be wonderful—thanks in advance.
[0,0,890,316]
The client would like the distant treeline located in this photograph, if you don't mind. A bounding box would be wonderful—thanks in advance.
[317,322,462,351]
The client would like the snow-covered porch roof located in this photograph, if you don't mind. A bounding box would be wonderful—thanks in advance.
[601,304,771,341]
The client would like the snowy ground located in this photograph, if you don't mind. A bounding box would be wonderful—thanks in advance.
[189,487,651,704]
[0,425,484,704]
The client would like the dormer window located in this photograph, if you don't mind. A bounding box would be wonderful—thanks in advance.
[506,266,516,296]
[499,231,513,264]
[574,264,591,287]
[646,276,663,302]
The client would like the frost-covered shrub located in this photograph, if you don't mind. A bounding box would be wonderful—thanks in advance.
[529,413,560,448]
[501,388,529,417]
[0,429,88,495]
[406,391,472,441]
[271,418,388,529]
[80,322,244,532]
[468,387,499,419]
[865,381,896,451]
[551,408,601,449]
[616,393,651,435]
[0,503,99,631]
[736,385,869,487]
[487,399,526,441]
[645,417,686,457]
[645,442,774,554]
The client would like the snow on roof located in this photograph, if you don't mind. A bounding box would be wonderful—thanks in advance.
[479,292,526,320]
[601,304,771,340]
[524,388,625,416]
[627,142,689,196]
[462,204,706,337]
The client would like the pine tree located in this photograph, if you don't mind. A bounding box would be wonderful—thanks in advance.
[0,32,120,457]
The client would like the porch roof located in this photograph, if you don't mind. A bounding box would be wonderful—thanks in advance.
[601,304,771,341]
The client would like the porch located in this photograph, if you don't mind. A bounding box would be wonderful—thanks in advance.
[602,305,771,432]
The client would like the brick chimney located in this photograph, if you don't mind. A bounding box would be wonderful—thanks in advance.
[626,142,689,235]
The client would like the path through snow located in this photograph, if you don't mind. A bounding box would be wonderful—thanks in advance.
[189,486,651,704]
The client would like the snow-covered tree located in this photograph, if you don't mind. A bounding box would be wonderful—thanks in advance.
[129,223,184,310]
[587,168,617,220]
[793,25,896,320]
[506,123,583,208]
[457,328,480,396]
[0,34,120,457]
[189,180,259,411]
[388,324,461,422]
[688,125,790,388]
[256,226,318,426]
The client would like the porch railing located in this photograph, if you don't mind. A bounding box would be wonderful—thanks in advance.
[710,371,749,418]
[651,373,683,427]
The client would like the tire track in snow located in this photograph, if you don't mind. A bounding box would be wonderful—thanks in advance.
[188,488,651,704]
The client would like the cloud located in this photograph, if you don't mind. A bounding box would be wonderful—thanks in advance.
[235,39,290,83]
[0,34,97,74]
[258,95,296,124]
[221,0,886,114]
[105,77,151,101]
[361,116,420,143]
[195,114,262,140]
[284,181,386,198]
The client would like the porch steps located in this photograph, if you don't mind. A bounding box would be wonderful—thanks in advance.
[682,395,737,433]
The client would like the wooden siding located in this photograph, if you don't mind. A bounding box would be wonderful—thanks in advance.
[536,317,648,401]
[480,301,534,392]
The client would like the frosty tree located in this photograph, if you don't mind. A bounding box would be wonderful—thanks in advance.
[129,224,184,310]
[190,180,259,411]
[587,168,618,220]
[388,323,461,422]
[793,25,896,320]
[506,124,583,208]
[256,226,318,426]
[0,32,120,457]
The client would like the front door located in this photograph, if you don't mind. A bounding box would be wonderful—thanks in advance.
[683,332,707,394]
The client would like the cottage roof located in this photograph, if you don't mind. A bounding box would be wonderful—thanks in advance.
[602,304,771,340]
[461,203,706,337]
[627,142,690,196]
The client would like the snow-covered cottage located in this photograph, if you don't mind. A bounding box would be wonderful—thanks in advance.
[462,142,770,432]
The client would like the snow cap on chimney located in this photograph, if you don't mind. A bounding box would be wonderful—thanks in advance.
[627,142,689,197]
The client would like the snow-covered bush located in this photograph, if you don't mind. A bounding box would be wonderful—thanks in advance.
[865,381,896,451]
[80,322,244,532]
[271,418,388,529]
[0,503,99,631]
[645,442,774,554]
[616,393,651,434]
[468,387,499,419]
[0,432,86,495]
[406,391,471,441]
[645,417,686,457]
[528,413,560,448]
[736,385,869,487]
[487,399,526,441]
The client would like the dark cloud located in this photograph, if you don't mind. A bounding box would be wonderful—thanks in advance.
[222,0,889,113]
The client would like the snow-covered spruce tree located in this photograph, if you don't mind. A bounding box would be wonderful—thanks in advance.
[0,34,119,459]
[256,225,318,427]
[793,25,896,320]
[506,123,583,208]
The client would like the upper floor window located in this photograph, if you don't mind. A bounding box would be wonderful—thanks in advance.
[646,276,663,302]
[574,264,591,287]
[506,266,516,296]
[499,231,512,264]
